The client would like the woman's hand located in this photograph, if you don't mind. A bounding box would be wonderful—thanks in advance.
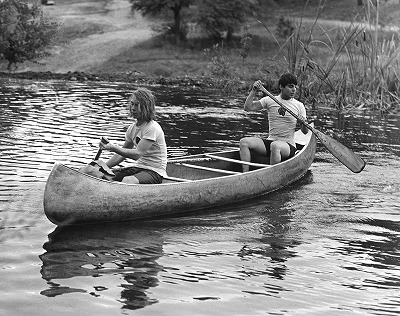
[99,140,115,152]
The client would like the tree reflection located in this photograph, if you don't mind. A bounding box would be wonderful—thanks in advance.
[39,222,164,310]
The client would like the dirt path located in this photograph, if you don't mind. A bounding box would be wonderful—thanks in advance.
[19,0,153,73]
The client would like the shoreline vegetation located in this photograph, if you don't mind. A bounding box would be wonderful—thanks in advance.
[1,0,400,112]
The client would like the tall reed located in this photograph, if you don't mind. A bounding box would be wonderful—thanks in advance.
[273,0,400,112]
[203,0,400,111]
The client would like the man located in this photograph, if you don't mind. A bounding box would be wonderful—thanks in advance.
[239,73,308,172]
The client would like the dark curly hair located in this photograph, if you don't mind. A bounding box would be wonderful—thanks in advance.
[278,73,297,88]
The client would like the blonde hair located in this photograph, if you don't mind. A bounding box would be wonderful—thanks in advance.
[128,88,156,122]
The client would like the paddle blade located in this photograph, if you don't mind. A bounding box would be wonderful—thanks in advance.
[314,129,366,173]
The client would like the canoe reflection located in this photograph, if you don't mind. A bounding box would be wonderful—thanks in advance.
[39,222,164,310]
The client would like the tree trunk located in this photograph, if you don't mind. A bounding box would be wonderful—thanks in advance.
[173,7,186,43]
[226,28,233,42]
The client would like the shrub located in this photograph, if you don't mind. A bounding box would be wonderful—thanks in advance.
[0,0,59,71]
[276,16,294,39]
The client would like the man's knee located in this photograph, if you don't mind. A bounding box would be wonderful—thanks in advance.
[240,137,251,149]
[270,141,280,152]
[270,141,289,156]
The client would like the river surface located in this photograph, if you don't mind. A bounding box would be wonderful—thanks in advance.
[0,78,399,316]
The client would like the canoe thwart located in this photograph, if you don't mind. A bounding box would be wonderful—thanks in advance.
[204,154,271,168]
[177,162,240,175]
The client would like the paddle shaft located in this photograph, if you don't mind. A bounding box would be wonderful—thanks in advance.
[94,137,109,160]
[262,89,313,129]
[94,148,102,160]
[260,88,366,173]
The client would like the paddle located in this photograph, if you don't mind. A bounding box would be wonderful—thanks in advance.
[261,88,366,173]
[90,137,115,177]
[94,136,109,160]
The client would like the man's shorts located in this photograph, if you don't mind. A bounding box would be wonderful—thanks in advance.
[113,166,162,184]
[262,139,297,162]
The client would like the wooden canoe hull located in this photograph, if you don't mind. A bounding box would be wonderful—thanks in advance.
[44,131,316,225]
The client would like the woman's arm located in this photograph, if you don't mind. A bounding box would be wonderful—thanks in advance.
[102,139,132,168]
[101,138,154,164]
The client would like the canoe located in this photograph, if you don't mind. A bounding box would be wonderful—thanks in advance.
[44,128,316,225]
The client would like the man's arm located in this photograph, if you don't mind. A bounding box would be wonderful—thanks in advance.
[244,82,264,112]
[299,119,309,134]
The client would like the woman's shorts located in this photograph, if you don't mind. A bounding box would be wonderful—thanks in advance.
[113,167,162,184]
[262,139,297,162]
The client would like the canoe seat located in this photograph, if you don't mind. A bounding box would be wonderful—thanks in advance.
[205,154,270,168]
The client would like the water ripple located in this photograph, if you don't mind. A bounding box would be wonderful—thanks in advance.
[1,79,400,315]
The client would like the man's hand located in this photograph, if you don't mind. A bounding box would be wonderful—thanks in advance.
[297,114,306,122]
[252,80,265,92]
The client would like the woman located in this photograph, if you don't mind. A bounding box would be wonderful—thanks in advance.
[99,88,167,184]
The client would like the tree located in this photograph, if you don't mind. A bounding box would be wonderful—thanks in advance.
[0,0,59,71]
[130,0,192,43]
[196,0,249,42]
[196,0,261,42]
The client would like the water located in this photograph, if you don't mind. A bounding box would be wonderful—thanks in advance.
[0,78,399,315]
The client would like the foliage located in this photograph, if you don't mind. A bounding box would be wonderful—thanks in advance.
[130,0,191,13]
[0,0,59,71]
[239,30,253,66]
[271,0,400,112]
[276,16,294,39]
[202,0,400,112]
[130,0,259,43]
[204,43,233,78]
[130,0,192,42]
[203,43,244,91]
[196,0,248,42]
[151,21,189,42]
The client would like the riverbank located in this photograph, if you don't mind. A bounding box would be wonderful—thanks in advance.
[2,0,400,110]
[2,0,370,79]
[1,0,245,89]
[0,70,223,89]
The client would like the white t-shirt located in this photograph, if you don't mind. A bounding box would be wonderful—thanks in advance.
[259,95,306,146]
[125,120,167,177]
